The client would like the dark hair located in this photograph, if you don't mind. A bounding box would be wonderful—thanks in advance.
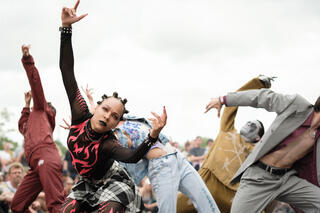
[207,138,214,143]
[97,92,129,120]
[257,120,264,138]
[47,102,56,114]
[314,96,320,112]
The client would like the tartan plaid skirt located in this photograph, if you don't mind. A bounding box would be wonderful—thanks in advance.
[68,161,143,212]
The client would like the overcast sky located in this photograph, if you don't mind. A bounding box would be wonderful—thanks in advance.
[1,0,320,147]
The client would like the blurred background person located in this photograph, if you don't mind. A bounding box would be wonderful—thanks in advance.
[0,142,14,173]
[189,136,206,171]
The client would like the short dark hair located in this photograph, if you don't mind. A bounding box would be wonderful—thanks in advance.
[47,102,56,114]
[314,96,320,112]
[257,120,264,138]
[97,92,129,120]
[207,138,214,144]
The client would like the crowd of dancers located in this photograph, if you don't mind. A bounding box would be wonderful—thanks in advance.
[2,0,320,212]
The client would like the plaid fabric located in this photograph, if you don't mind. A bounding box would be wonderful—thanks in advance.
[68,161,143,212]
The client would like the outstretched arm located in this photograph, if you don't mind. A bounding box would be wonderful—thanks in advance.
[220,76,271,132]
[104,107,167,163]
[225,89,296,114]
[59,0,89,124]
[21,45,46,111]
[205,89,294,116]
[205,76,280,117]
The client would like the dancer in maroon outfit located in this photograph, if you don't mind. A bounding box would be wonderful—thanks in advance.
[11,45,64,213]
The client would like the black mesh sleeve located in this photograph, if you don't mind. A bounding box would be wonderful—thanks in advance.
[102,134,157,163]
[59,32,90,124]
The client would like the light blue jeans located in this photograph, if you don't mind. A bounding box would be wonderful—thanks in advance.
[148,152,220,213]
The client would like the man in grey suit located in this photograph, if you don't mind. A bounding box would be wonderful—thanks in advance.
[205,86,320,213]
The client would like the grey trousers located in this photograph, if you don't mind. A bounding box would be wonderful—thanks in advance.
[230,164,320,213]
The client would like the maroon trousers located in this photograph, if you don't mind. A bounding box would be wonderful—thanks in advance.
[11,147,64,213]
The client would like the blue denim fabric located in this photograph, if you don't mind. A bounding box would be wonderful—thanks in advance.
[148,152,220,213]
[115,116,219,212]
[114,115,169,185]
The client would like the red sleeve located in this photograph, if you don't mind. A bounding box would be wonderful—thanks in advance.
[223,96,227,106]
[18,107,30,134]
[21,55,46,111]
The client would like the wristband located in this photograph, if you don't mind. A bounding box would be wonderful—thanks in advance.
[219,96,224,105]
[145,133,158,146]
[59,26,72,34]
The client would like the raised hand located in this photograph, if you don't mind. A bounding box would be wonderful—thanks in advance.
[258,75,277,88]
[61,0,88,27]
[24,91,32,107]
[205,97,222,117]
[81,84,94,103]
[81,84,96,113]
[21,45,31,57]
[59,117,71,130]
[149,106,167,139]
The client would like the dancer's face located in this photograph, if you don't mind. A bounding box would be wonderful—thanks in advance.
[240,120,262,143]
[91,97,124,133]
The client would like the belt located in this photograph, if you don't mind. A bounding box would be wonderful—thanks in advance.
[256,161,291,176]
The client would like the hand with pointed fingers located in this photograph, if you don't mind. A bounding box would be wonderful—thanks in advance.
[59,117,71,130]
[81,84,96,113]
[258,75,277,88]
[61,0,88,27]
[81,84,94,103]
[149,106,167,139]
[22,45,31,57]
[205,97,222,117]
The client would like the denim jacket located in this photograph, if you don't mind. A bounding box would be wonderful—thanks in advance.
[114,115,169,185]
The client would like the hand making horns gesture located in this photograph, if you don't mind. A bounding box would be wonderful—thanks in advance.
[61,0,88,27]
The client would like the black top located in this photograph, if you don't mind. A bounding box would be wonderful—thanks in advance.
[59,32,155,179]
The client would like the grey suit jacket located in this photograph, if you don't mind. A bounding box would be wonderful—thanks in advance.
[226,89,318,184]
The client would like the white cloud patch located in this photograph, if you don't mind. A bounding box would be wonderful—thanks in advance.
[1,0,320,145]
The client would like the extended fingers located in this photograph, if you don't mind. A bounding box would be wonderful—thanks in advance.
[150,111,161,121]
[62,118,71,127]
[205,102,212,113]
[148,118,156,123]
[59,124,68,130]
[217,108,221,118]
[77,13,88,21]
[162,106,167,122]
[74,0,80,11]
